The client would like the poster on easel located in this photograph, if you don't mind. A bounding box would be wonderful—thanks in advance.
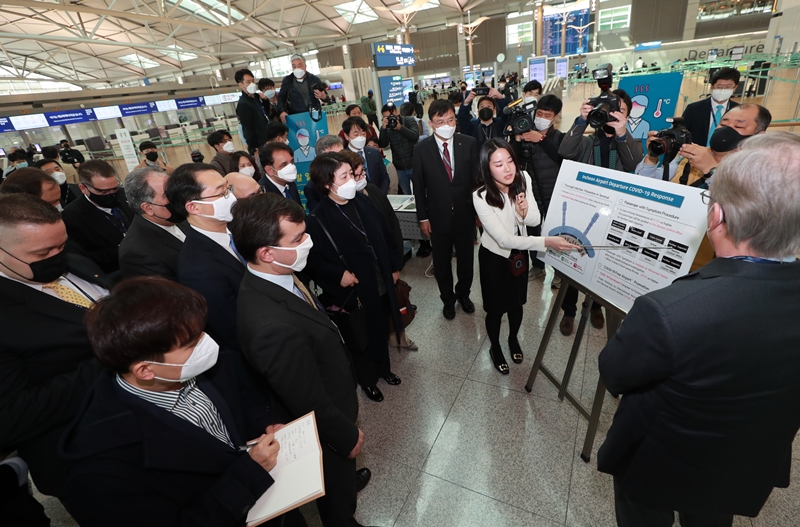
[285,111,328,209]
[541,161,708,314]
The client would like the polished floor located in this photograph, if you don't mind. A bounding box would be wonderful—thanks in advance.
[38,248,800,526]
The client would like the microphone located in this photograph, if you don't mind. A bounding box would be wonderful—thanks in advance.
[503,98,524,115]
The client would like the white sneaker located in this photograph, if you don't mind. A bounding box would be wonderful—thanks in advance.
[551,275,562,288]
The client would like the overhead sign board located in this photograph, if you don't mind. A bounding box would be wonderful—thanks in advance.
[528,57,546,83]
[373,42,416,68]
[120,102,156,116]
[93,105,123,120]
[176,97,204,109]
[0,117,15,133]
[635,41,662,52]
[10,114,49,130]
[378,75,406,107]
[155,99,178,112]
[44,109,95,126]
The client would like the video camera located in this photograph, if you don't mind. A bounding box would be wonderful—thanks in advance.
[505,97,538,135]
[587,64,621,128]
[648,117,692,158]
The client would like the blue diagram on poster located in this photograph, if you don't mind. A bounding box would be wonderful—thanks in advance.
[618,72,683,147]
[542,9,589,57]
[286,111,328,208]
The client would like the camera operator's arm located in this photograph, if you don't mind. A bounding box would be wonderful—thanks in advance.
[608,111,644,173]
[457,103,474,136]
[396,116,419,143]
[490,88,510,116]
[678,144,717,175]
[378,118,390,149]
[559,100,593,160]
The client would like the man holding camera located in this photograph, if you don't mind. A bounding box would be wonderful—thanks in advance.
[378,103,419,195]
[277,54,331,123]
[460,88,509,150]
[558,68,642,335]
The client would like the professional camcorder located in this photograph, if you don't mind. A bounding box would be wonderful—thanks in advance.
[587,64,620,128]
[648,117,692,158]
[505,98,538,135]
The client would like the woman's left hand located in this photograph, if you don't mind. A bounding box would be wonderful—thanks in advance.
[514,193,528,219]
[392,271,400,284]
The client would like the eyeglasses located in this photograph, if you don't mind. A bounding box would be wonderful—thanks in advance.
[257,186,267,194]
[197,185,234,201]
[701,190,712,205]
[84,179,122,195]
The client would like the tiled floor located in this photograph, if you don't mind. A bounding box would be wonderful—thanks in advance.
[39,249,799,526]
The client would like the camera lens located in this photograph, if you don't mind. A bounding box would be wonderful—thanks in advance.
[588,102,611,128]
[648,137,671,157]
[515,117,530,131]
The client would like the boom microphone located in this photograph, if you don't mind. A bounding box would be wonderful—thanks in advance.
[503,98,524,115]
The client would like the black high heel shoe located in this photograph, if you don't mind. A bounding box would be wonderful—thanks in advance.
[508,337,524,364]
[489,345,509,375]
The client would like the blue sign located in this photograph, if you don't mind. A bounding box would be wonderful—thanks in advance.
[120,102,156,116]
[0,117,15,133]
[577,172,684,208]
[285,112,329,210]
[528,57,547,84]
[576,46,585,54]
[45,109,94,126]
[379,75,406,107]
[635,41,662,52]
[516,55,524,63]
[373,42,416,68]
[543,9,589,57]
[176,97,204,109]
[619,72,684,149]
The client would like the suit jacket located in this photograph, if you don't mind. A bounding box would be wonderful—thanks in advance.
[258,175,302,207]
[237,271,359,457]
[178,227,246,351]
[118,215,191,281]
[59,183,80,208]
[209,152,233,177]
[597,258,800,517]
[681,97,739,148]
[62,193,134,274]
[358,146,390,195]
[412,133,478,234]
[0,254,111,496]
[59,353,279,527]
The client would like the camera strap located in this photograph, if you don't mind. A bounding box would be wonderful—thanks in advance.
[586,140,617,169]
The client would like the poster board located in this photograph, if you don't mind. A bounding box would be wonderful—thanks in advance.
[114,129,140,172]
[618,72,683,147]
[285,112,328,209]
[541,161,708,314]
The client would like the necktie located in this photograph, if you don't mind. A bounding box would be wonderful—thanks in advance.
[283,187,292,200]
[358,151,371,181]
[292,274,325,313]
[228,234,247,266]
[707,104,724,146]
[108,207,128,234]
[43,281,93,309]
[442,142,453,181]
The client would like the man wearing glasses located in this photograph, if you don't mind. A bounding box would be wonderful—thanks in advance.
[62,160,133,276]
[165,163,246,352]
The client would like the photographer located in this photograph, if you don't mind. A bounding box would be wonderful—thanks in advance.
[378,102,419,195]
[461,88,509,149]
[276,54,331,123]
[635,104,771,187]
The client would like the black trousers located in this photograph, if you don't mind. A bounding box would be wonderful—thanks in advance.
[527,225,545,269]
[317,445,359,527]
[614,477,734,527]
[562,285,601,317]
[431,225,474,306]
[366,113,379,129]
[0,465,50,527]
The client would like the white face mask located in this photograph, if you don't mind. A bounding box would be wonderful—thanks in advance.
[534,117,552,131]
[711,88,734,103]
[191,192,237,223]
[222,141,236,153]
[264,89,276,99]
[355,177,368,191]
[246,83,257,95]
[433,124,456,140]
[51,171,67,185]
[349,136,367,150]
[298,135,309,147]
[146,333,220,383]
[270,233,313,272]
[332,178,357,200]
[523,95,538,105]
[293,68,305,79]
[239,166,255,177]
[275,163,298,182]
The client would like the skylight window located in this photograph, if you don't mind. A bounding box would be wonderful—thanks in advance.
[161,45,198,61]
[119,54,160,69]
[166,0,245,26]
[399,0,440,12]
[334,0,378,24]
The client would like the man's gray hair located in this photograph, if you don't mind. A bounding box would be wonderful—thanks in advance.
[711,132,800,258]
[290,53,304,63]
[124,167,165,215]
[315,135,343,155]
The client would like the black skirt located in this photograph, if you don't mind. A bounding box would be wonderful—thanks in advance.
[479,245,529,314]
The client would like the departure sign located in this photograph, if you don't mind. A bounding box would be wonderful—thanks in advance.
[373,42,416,68]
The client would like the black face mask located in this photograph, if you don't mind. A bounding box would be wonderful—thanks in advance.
[479,108,494,121]
[150,203,184,224]
[602,124,616,136]
[461,86,467,91]
[145,152,159,162]
[709,126,749,153]
[0,247,68,283]
[87,191,120,209]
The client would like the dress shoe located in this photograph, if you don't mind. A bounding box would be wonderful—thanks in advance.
[551,275,562,289]
[402,338,418,351]
[559,315,575,336]
[590,309,605,329]
[443,304,456,320]
[416,242,431,258]
[382,373,401,385]
[362,385,384,402]
[508,337,524,364]
[356,468,371,493]
[410,304,417,311]
[489,345,509,375]
[457,295,475,313]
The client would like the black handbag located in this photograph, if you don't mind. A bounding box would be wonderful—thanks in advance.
[311,214,371,353]
[507,223,528,278]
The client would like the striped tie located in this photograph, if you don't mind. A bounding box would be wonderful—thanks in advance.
[442,142,453,181]
[43,282,93,308]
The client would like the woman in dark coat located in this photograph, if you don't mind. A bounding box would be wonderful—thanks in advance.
[304,153,404,402]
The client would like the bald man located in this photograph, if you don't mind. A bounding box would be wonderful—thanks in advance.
[225,173,262,200]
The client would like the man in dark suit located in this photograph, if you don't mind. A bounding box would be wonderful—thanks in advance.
[342,117,389,195]
[413,99,479,320]
[119,167,190,281]
[59,276,299,527]
[459,89,510,149]
[62,160,133,275]
[232,194,372,527]
[682,67,740,148]
[33,158,79,208]
[165,163,245,352]
[0,194,111,498]
[258,142,303,206]
[597,132,800,527]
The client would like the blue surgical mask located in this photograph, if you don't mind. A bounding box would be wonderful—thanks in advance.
[16,162,28,168]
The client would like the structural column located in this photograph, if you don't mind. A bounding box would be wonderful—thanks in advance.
[683,0,700,41]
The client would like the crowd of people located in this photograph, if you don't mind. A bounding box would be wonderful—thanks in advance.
[0,62,799,527]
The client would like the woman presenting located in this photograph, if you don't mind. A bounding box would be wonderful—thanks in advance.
[473,139,577,374]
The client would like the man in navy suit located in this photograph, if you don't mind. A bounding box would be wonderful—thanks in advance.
[165,163,246,352]
[258,142,303,206]
[682,67,740,148]
[341,117,389,195]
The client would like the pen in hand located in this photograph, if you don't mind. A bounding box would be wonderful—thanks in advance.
[238,439,260,452]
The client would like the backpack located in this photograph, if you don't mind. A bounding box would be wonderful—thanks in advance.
[408,91,417,105]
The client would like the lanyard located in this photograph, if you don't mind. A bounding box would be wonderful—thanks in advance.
[729,256,783,264]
